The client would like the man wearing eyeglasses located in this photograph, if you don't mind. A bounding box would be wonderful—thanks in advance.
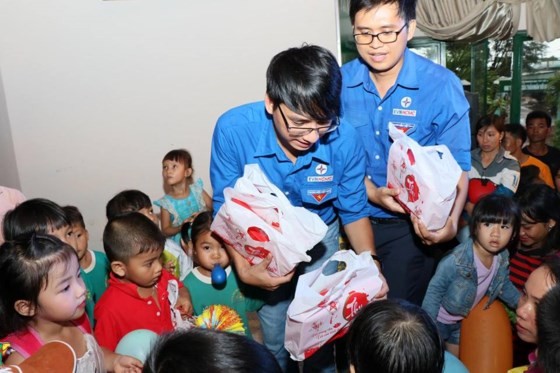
[210,45,388,373]
[341,0,471,306]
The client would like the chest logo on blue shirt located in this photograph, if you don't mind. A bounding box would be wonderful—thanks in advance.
[307,188,332,203]
[392,108,416,117]
[401,97,412,108]
[315,164,328,175]
[389,121,415,133]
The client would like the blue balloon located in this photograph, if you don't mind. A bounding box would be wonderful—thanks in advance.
[443,351,469,373]
[115,329,158,363]
[211,264,227,286]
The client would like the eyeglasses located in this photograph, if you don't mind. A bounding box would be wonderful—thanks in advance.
[353,23,408,45]
[278,106,339,137]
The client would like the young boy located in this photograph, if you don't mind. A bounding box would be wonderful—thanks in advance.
[94,212,193,351]
[63,205,110,327]
[106,189,192,280]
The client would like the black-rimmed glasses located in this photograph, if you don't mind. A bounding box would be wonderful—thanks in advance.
[353,23,408,45]
[278,106,339,137]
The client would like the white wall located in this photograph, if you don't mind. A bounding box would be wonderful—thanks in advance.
[0,0,339,248]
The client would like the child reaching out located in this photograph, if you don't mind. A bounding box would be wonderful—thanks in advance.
[183,212,264,338]
[154,149,212,244]
[422,194,521,357]
[94,213,193,351]
[0,234,142,372]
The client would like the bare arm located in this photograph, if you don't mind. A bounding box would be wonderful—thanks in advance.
[160,208,182,237]
[202,190,213,211]
[102,347,143,372]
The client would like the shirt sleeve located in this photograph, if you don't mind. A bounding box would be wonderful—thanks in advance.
[210,114,245,214]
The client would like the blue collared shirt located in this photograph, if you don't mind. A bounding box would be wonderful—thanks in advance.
[341,48,471,218]
[210,101,369,226]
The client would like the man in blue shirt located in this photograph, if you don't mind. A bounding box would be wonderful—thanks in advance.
[341,0,471,305]
[211,45,387,373]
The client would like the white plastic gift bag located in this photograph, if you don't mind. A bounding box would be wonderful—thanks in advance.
[284,250,383,361]
[211,164,328,277]
[386,122,462,230]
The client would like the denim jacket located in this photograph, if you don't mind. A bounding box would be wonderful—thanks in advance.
[422,239,520,321]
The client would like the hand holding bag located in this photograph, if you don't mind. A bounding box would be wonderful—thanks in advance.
[211,164,328,277]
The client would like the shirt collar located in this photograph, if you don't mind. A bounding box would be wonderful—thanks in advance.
[108,272,153,299]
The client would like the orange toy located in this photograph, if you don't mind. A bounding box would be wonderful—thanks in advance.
[459,296,513,373]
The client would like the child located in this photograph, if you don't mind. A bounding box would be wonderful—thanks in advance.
[422,194,521,356]
[94,212,193,351]
[0,234,142,371]
[0,185,25,245]
[106,189,192,281]
[347,299,445,373]
[154,149,212,244]
[63,205,110,327]
[3,198,75,247]
[182,211,264,338]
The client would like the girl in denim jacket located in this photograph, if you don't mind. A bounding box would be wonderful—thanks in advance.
[422,195,521,356]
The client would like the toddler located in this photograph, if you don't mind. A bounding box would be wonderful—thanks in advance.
[182,211,264,338]
[94,213,193,351]
[63,205,110,327]
[0,234,142,371]
[154,149,212,244]
[423,194,521,356]
[106,189,192,280]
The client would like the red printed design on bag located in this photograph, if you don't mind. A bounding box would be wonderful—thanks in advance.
[343,291,369,321]
[304,346,320,359]
[244,245,270,259]
[247,226,270,242]
[231,197,253,211]
[404,174,420,202]
[407,148,416,165]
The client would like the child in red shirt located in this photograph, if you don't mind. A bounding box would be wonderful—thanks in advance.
[94,213,193,351]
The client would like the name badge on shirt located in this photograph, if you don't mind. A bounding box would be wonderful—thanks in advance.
[392,108,417,117]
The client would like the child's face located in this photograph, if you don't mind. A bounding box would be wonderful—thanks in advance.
[139,206,158,224]
[122,248,164,288]
[70,224,89,261]
[35,255,87,323]
[49,224,78,250]
[474,221,513,256]
[162,160,191,186]
[519,214,555,250]
[193,231,229,275]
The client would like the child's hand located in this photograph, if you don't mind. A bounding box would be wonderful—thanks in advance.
[176,287,193,317]
[113,354,143,373]
[163,259,176,275]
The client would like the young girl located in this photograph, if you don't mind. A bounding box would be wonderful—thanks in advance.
[422,194,521,356]
[0,234,142,372]
[182,212,264,338]
[155,149,212,244]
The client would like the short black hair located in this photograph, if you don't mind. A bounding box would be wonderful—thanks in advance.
[349,0,417,24]
[504,123,527,144]
[103,213,165,263]
[3,198,69,241]
[346,298,444,373]
[469,194,521,243]
[526,110,552,128]
[143,329,282,373]
[62,205,86,228]
[266,44,341,122]
[106,190,152,220]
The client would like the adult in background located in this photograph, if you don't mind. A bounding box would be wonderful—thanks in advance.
[523,110,560,190]
[341,0,471,305]
[210,45,387,372]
